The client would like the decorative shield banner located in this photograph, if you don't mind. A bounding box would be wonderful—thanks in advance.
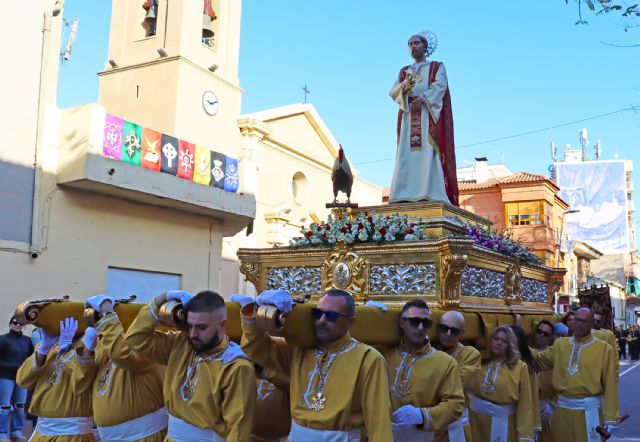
[224,157,239,193]
[177,140,195,180]
[121,121,142,166]
[193,145,211,185]
[211,151,226,189]
[103,114,123,160]
[160,134,179,175]
[141,128,162,171]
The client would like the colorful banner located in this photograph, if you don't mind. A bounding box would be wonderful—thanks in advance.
[122,121,142,166]
[103,115,123,160]
[177,141,195,180]
[224,157,239,193]
[103,114,239,193]
[141,128,162,171]
[193,145,212,185]
[211,151,226,189]
[161,134,179,175]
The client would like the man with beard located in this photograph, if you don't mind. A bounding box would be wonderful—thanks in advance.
[72,295,167,441]
[532,320,555,442]
[376,300,465,441]
[433,310,481,442]
[241,289,393,441]
[125,290,255,441]
[534,308,619,441]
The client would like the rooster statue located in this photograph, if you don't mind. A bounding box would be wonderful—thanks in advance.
[331,144,354,204]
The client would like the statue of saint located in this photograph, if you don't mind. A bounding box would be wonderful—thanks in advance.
[389,32,458,205]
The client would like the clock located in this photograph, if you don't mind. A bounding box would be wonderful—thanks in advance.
[202,90,219,116]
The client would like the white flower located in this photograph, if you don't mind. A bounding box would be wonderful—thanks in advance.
[373,232,382,242]
[358,230,369,241]
[405,234,417,241]
[344,234,355,244]
[384,232,395,242]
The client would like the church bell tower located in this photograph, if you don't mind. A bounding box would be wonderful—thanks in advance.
[98,0,242,156]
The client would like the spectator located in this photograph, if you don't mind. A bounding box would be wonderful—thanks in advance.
[0,316,34,442]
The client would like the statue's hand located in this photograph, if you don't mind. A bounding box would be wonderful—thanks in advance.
[410,97,423,110]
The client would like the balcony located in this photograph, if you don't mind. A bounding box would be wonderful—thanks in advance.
[56,104,255,236]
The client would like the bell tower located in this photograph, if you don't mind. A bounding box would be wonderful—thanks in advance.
[98,0,242,156]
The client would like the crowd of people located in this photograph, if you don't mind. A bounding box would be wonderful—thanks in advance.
[615,324,640,360]
[0,288,627,442]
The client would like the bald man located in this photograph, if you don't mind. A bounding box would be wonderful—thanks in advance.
[433,310,480,442]
[534,308,619,441]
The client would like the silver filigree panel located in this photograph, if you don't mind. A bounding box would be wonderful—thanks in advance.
[461,267,505,299]
[521,278,548,303]
[369,264,436,295]
[267,267,322,295]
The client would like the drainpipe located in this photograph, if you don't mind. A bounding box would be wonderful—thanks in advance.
[30,0,63,256]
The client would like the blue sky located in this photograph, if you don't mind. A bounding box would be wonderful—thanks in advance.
[58,1,640,217]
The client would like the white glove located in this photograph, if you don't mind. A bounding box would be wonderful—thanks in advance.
[166,290,193,305]
[393,404,424,426]
[82,327,98,351]
[58,317,78,350]
[36,330,58,356]
[365,300,388,311]
[229,294,256,309]
[256,290,293,314]
[541,403,555,421]
[85,294,115,312]
[605,425,619,435]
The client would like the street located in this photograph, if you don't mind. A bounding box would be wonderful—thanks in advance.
[611,358,640,441]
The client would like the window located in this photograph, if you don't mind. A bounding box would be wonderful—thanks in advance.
[505,201,544,226]
[291,171,308,205]
[107,267,181,303]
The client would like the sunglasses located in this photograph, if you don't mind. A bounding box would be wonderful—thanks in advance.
[311,308,351,323]
[536,329,552,338]
[438,324,462,336]
[401,316,433,329]
[11,321,23,326]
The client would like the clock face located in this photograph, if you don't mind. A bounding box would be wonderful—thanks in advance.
[202,90,218,116]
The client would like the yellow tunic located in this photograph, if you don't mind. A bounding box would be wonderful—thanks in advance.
[72,313,166,442]
[16,341,95,442]
[467,360,534,442]
[534,334,619,442]
[593,328,619,379]
[382,341,465,434]
[124,303,256,441]
[435,343,481,442]
[537,365,554,442]
[241,316,393,442]
[251,367,291,442]
[527,363,541,434]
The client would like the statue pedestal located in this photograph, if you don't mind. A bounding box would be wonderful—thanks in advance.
[354,201,492,239]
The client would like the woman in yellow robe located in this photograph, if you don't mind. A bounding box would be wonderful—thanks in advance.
[467,326,534,442]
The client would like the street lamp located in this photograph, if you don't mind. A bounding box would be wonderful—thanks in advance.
[555,209,580,313]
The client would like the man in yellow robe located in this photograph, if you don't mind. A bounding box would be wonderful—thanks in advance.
[251,364,290,442]
[534,308,619,442]
[532,320,556,442]
[16,318,94,441]
[125,290,256,442]
[73,295,167,441]
[376,300,465,441]
[592,311,619,380]
[434,310,481,442]
[241,289,393,441]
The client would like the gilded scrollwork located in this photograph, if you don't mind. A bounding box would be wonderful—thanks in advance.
[321,241,367,301]
[370,264,436,296]
[267,267,322,296]
[440,253,468,308]
[239,262,261,291]
[505,262,523,305]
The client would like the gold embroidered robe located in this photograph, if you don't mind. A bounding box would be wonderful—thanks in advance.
[16,341,95,442]
[251,366,291,442]
[241,316,393,442]
[124,303,256,441]
[72,313,166,442]
[593,328,619,379]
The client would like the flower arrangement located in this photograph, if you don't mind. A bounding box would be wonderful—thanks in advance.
[465,225,542,265]
[289,212,427,247]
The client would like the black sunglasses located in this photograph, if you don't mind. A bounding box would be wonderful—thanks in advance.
[401,316,433,329]
[311,308,350,323]
[438,324,462,336]
[536,329,552,338]
[11,321,23,326]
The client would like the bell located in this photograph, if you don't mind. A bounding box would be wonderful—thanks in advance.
[144,3,157,27]
[202,13,215,39]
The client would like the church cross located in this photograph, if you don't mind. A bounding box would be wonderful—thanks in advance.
[302,85,310,103]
